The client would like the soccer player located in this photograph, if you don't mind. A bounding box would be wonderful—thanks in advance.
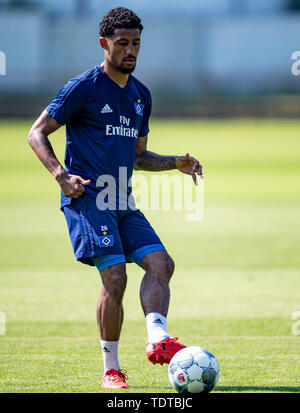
[28,7,202,389]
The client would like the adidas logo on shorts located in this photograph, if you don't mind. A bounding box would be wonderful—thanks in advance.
[101,104,113,114]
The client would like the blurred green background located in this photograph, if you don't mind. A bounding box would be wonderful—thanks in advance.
[0,119,299,392]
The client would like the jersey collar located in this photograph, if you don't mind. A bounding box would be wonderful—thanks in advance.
[99,65,132,93]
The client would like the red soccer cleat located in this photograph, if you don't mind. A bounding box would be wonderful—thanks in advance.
[101,369,129,389]
[145,337,186,365]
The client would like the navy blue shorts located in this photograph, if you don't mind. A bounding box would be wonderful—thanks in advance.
[61,191,165,271]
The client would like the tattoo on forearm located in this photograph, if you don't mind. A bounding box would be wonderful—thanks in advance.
[135,150,177,171]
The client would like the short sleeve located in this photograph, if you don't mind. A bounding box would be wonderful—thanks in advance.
[46,78,86,125]
[139,92,152,137]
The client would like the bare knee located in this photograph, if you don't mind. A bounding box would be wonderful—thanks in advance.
[142,250,175,282]
[164,255,175,281]
[100,263,127,303]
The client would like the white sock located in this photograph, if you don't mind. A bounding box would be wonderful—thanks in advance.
[145,312,171,343]
[100,340,120,375]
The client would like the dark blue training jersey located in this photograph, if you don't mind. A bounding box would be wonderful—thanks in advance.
[46,65,151,207]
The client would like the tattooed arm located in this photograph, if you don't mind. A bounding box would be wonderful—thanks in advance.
[135,135,203,185]
[27,110,90,197]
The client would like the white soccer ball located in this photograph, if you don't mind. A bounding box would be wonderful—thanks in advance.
[168,346,220,394]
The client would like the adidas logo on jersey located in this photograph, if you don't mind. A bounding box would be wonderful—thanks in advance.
[101,104,113,114]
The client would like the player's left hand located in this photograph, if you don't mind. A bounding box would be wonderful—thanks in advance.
[176,153,203,185]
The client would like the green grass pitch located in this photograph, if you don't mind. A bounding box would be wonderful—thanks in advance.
[0,119,299,393]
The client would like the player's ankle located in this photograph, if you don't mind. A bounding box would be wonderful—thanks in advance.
[100,339,120,374]
[150,333,171,343]
[145,312,171,342]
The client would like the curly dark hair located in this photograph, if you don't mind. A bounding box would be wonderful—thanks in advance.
[99,7,143,37]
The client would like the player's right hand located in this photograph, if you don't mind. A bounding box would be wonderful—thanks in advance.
[58,172,91,198]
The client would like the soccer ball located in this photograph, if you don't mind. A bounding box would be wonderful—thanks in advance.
[168,346,220,394]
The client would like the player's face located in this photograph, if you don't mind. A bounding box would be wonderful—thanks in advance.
[104,28,141,74]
